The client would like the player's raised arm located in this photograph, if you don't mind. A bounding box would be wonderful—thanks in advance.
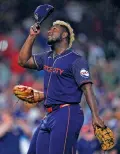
[18,23,40,69]
[81,83,104,128]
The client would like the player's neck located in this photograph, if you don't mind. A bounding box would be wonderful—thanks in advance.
[53,42,69,55]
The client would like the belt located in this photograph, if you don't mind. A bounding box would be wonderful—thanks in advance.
[46,104,70,113]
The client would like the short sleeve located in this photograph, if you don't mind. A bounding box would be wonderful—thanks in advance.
[32,52,46,70]
[72,57,93,87]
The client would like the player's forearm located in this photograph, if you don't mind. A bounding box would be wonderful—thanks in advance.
[18,35,36,66]
[81,83,99,117]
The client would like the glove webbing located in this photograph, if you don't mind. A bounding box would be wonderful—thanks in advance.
[100,127,114,149]
[102,129,114,146]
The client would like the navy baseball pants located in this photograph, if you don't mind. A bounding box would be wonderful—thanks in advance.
[27,104,84,154]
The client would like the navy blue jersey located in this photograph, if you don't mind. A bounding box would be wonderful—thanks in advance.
[33,49,92,105]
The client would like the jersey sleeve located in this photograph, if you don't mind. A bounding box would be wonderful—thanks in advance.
[72,57,93,87]
[32,52,47,70]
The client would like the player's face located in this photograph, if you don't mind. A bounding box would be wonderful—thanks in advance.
[47,25,63,45]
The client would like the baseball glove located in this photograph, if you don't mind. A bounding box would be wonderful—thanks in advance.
[94,126,115,151]
[13,85,44,104]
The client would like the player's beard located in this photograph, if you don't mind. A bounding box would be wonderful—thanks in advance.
[47,35,62,46]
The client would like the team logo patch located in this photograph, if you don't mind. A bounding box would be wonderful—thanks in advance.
[80,69,89,78]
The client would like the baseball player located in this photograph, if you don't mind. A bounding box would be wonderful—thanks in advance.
[18,20,105,154]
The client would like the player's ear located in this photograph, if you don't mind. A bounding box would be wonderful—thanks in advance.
[62,32,68,39]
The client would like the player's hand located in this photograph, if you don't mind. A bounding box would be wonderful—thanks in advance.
[30,23,40,36]
[92,115,105,128]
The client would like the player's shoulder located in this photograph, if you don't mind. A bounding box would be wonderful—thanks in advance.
[71,49,83,58]
[70,49,88,64]
[33,49,52,56]
[70,49,86,62]
[39,50,53,58]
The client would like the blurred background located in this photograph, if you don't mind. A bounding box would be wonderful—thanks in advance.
[0,0,120,154]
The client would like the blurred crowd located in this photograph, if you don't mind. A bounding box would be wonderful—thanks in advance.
[0,0,120,154]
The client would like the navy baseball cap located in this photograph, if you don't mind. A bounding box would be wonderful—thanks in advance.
[34,4,54,25]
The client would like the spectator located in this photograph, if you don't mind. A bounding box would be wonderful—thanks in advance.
[77,124,101,154]
[0,109,32,154]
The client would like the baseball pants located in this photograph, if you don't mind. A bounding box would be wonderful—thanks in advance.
[27,104,84,154]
